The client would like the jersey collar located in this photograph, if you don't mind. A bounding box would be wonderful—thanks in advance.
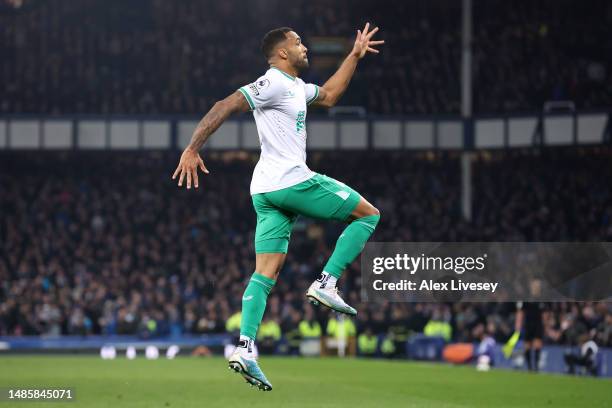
[270,66,296,81]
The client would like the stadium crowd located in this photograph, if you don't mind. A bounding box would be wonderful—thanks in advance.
[1,149,611,352]
[1,0,610,115]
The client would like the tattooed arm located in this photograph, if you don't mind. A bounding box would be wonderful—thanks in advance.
[172,91,251,189]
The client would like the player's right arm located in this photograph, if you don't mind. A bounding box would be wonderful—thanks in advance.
[172,91,250,189]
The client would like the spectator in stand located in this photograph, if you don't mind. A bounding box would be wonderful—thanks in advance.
[1,0,609,115]
[0,149,611,345]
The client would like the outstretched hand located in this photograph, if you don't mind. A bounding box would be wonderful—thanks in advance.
[172,148,209,189]
[351,22,384,59]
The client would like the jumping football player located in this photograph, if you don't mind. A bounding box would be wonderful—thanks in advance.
[172,23,384,391]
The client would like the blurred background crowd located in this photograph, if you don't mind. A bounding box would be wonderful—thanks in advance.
[1,0,611,366]
[1,0,611,115]
[1,149,611,351]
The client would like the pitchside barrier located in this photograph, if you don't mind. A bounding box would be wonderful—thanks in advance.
[1,334,610,377]
[0,334,232,356]
[0,111,609,150]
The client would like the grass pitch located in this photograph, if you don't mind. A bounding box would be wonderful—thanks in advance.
[0,356,609,408]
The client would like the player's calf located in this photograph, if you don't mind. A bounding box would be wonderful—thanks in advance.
[307,212,380,315]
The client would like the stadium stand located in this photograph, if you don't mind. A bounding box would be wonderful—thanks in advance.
[1,149,610,349]
[1,0,610,114]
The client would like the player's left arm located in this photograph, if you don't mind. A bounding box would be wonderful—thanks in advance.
[313,22,384,108]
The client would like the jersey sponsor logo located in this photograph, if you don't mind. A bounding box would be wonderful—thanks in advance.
[296,110,305,133]
[248,83,260,96]
[284,90,296,97]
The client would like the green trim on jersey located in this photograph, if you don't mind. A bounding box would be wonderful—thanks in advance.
[307,85,320,105]
[271,67,296,81]
[252,173,361,254]
[238,87,256,110]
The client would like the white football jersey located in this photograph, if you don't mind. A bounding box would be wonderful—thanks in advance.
[238,67,320,194]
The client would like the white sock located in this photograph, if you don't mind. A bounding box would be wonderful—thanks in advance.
[317,271,337,289]
[238,335,255,358]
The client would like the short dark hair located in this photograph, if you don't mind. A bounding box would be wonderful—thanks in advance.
[261,27,293,59]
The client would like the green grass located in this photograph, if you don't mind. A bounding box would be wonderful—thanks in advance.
[0,356,609,408]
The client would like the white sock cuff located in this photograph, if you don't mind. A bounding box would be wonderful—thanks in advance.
[319,271,337,288]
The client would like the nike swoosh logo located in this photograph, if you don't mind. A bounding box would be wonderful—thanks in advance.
[243,295,254,301]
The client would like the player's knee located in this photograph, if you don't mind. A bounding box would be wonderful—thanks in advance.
[360,205,380,218]
[354,207,380,230]
[257,266,282,281]
[255,253,286,280]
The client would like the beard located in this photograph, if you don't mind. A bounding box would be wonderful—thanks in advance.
[292,55,309,72]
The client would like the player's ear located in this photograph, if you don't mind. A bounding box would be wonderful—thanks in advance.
[278,48,288,60]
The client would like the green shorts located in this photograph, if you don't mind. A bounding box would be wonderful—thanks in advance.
[252,173,361,254]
